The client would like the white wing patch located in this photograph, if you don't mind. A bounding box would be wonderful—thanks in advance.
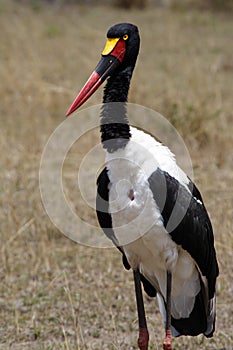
[130,127,190,190]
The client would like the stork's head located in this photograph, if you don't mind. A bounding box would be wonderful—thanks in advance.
[66,23,140,116]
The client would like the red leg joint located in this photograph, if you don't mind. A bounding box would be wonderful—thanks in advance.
[138,327,149,350]
[163,329,172,350]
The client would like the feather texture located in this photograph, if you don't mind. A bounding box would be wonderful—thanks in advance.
[96,126,218,337]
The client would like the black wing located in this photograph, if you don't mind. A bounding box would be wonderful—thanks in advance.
[148,168,219,299]
[187,176,204,203]
[96,167,157,297]
[96,167,130,269]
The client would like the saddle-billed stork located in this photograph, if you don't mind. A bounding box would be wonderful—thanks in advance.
[66,23,219,350]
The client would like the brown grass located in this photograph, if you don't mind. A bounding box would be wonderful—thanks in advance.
[0,1,232,349]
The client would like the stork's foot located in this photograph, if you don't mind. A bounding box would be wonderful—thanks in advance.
[163,329,172,350]
[138,327,149,350]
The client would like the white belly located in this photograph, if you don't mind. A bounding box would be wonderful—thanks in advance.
[108,172,200,319]
[106,128,200,319]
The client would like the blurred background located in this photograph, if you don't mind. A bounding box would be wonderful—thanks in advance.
[0,0,232,349]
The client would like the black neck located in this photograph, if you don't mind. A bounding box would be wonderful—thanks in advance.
[100,67,132,153]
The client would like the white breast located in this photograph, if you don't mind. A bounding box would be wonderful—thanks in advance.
[106,127,200,319]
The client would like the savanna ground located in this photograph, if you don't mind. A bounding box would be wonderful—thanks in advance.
[0,1,233,349]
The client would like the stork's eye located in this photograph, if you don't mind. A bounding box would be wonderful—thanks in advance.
[123,34,128,40]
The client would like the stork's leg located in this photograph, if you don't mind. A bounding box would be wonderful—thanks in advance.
[163,270,172,350]
[133,269,149,350]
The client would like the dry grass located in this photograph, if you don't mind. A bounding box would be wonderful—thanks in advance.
[0,1,232,349]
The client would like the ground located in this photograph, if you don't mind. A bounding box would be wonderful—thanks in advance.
[0,1,232,349]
